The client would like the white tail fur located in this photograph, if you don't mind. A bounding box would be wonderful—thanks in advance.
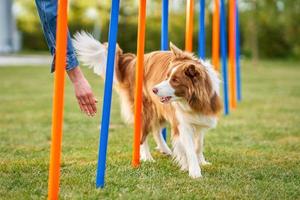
[73,31,132,123]
[72,31,108,77]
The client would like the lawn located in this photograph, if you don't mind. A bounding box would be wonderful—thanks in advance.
[0,60,299,199]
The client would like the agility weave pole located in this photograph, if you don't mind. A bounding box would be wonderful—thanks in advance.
[212,0,220,71]
[161,0,169,51]
[47,0,68,199]
[132,0,147,168]
[198,0,206,59]
[236,0,242,102]
[220,0,230,115]
[185,0,194,52]
[96,0,120,188]
[160,0,169,141]
[228,0,237,109]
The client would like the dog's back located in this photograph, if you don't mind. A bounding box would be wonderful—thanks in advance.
[73,32,174,131]
[116,51,176,142]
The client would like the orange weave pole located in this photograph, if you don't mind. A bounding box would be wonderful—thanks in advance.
[185,0,194,52]
[228,0,237,109]
[132,0,147,168]
[212,0,220,71]
[47,0,68,199]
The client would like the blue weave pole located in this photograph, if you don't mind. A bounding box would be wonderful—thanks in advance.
[96,0,120,188]
[161,0,169,51]
[220,0,229,115]
[160,0,169,141]
[235,0,242,101]
[198,0,206,59]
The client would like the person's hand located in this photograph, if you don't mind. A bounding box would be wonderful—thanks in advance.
[67,67,97,116]
[73,77,97,116]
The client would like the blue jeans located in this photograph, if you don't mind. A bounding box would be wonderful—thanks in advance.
[35,0,79,72]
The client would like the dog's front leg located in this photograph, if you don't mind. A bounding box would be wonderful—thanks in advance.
[178,124,202,179]
[140,138,155,162]
[153,130,172,155]
[195,130,211,166]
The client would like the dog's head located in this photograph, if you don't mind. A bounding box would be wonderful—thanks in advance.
[152,43,222,114]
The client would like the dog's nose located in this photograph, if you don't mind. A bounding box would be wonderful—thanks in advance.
[152,87,158,94]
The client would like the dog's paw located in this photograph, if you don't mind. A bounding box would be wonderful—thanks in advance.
[188,163,202,179]
[180,162,188,171]
[189,168,202,179]
[140,153,155,162]
[140,143,155,162]
[199,160,212,166]
[198,155,212,166]
[173,155,188,171]
[155,146,172,156]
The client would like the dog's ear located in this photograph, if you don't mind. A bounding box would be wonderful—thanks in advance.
[115,43,123,55]
[170,42,184,58]
[184,64,199,80]
[187,66,213,114]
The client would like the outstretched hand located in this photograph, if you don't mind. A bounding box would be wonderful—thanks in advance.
[67,67,97,116]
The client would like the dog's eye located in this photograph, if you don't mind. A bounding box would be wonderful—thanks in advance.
[172,77,179,83]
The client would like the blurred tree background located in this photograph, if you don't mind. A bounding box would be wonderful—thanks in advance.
[14,0,300,59]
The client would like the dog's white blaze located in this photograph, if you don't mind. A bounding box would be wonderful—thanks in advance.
[170,65,179,76]
[154,66,179,98]
[154,80,175,97]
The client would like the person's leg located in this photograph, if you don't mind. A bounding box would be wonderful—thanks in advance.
[35,0,78,72]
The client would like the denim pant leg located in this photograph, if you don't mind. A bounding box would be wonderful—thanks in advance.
[35,0,79,72]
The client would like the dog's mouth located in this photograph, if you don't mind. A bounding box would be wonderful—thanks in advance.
[160,96,172,103]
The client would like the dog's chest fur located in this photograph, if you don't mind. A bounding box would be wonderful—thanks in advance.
[116,51,219,142]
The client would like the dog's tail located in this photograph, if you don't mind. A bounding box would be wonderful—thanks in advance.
[73,31,134,123]
[72,31,107,77]
[72,31,123,84]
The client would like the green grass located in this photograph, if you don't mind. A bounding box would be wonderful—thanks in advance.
[0,60,299,199]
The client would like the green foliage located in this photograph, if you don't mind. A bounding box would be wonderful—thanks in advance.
[14,0,300,59]
[240,0,300,59]
[1,60,300,199]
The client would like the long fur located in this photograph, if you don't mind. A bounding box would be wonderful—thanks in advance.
[72,31,108,77]
[73,31,222,179]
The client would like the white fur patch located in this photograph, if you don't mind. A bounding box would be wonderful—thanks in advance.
[172,138,188,171]
[72,31,118,84]
[73,31,107,76]
[199,59,221,96]
[195,131,211,166]
[176,102,218,128]
[117,88,134,124]
[154,80,175,97]
[173,111,203,178]
[140,139,154,162]
[153,131,172,155]
[170,65,179,77]
[153,66,179,98]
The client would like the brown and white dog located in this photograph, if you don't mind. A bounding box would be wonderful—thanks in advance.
[73,32,222,178]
